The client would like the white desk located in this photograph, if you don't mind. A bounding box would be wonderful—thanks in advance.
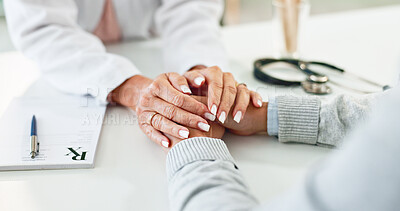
[1,5,400,211]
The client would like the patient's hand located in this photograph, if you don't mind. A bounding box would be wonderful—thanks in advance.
[192,96,268,136]
[166,122,225,148]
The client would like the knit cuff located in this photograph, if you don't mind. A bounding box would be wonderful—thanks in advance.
[166,137,234,181]
[276,96,321,145]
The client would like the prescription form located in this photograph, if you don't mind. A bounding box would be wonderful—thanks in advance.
[0,96,106,171]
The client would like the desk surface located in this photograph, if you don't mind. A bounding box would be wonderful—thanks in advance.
[1,5,400,211]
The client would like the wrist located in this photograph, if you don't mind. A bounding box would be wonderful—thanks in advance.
[109,75,152,109]
[255,102,268,133]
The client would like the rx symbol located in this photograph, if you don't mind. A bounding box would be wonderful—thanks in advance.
[65,147,88,161]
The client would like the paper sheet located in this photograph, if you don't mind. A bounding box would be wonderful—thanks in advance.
[0,96,106,171]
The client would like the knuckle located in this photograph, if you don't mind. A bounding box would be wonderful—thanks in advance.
[173,76,186,85]
[226,85,237,96]
[145,129,152,137]
[143,126,152,137]
[148,82,160,95]
[210,81,223,90]
[150,134,158,143]
[162,105,177,119]
[138,94,151,107]
[251,92,260,99]
[224,72,233,78]
[177,75,187,82]
[209,66,222,72]
[187,117,198,127]
[245,88,251,95]
[157,73,168,79]
[194,72,203,79]
[238,85,250,94]
[135,106,144,114]
[138,121,145,129]
[196,103,208,113]
[235,101,247,109]
[194,72,203,78]
[210,96,220,105]
[166,72,177,77]
[171,94,185,107]
[183,71,192,78]
[137,113,147,123]
[190,69,201,74]
[171,126,180,135]
[151,115,163,130]
[235,105,245,112]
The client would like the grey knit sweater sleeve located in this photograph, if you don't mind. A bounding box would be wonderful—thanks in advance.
[276,93,380,147]
[167,87,400,211]
[167,137,258,211]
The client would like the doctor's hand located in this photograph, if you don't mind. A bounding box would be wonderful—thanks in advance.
[184,65,263,124]
[110,74,216,148]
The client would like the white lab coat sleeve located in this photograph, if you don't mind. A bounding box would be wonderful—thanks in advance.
[4,0,140,104]
[155,0,229,74]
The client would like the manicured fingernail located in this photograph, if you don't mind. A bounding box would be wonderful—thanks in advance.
[205,112,216,121]
[162,141,169,148]
[194,77,205,86]
[257,100,262,107]
[218,111,226,124]
[234,111,242,123]
[211,104,217,115]
[180,85,192,94]
[179,130,189,139]
[198,122,210,132]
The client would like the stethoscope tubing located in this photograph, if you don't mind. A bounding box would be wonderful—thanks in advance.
[253,58,385,94]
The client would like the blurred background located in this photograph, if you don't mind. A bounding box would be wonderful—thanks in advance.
[0,0,399,52]
[223,0,400,24]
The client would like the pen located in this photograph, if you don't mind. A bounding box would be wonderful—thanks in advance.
[30,115,39,159]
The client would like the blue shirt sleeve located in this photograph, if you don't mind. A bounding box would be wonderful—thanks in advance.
[267,96,279,136]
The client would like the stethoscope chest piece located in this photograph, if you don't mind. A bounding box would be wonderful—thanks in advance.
[301,80,331,94]
[301,74,331,94]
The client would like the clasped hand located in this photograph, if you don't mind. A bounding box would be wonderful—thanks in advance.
[110,66,267,148]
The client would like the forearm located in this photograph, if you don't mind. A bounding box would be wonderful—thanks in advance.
[274,91,386,147]
[167,137,258,211]
[4,0,139,104]
[155,0,229,73]
[263,87,400,210]
[168,89,400,211]
[316,93,378,146]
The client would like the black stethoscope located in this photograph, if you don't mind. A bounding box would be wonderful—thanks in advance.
[254,58,386,94]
